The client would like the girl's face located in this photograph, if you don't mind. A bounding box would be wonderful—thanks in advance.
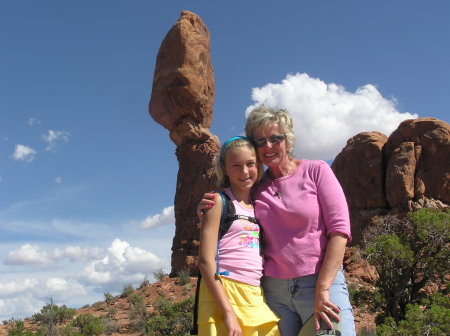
[253,122,289,168]
[223,146,258,193]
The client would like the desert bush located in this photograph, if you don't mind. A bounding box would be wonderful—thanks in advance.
[139,275,151,289]
[106,307,117,318]
[100,317,118,335]
[66,314,103,336]
[103,293,114,304]
[145,295,194,336]
[358,327,377,336]
[363,208,449,322]
[376,292,450,335]
[129,293,144,306]
[120,284,134,298]
[7,320,36,336]
[32,301,76,324]
[152,269,166,282]
[176,268,190,286]
[32,300,76,336]
[128,294,148,332]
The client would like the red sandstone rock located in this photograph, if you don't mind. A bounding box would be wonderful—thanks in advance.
[149,11,219,275]
[385,118,450,204]
[385,142,417,208]
[149,11,215,140]
[332,132,388,209]
[333,119,449,244]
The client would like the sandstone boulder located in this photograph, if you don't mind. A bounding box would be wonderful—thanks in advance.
[332,132,388,209]
[385,142,418,208]
[333,118,449,245]
[385,118,450,205]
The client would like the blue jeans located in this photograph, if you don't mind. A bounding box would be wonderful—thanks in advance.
[262,267,355,336]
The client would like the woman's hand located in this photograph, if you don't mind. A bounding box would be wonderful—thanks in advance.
[223,310,242,336]
[196,192,216,220]
[314,288,340,330]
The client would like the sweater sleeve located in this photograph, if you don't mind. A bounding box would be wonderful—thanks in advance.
[314,161,352,241]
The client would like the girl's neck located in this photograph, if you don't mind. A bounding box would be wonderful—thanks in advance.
[228,186,252,206]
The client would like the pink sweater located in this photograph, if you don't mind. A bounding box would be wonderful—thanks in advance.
[252,160,351,279]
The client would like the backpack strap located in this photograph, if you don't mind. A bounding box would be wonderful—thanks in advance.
[191,191,228,335]
[215,191,230,276]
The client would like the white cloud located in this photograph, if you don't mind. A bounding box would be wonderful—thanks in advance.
[4,244,104,266]
[0,278,39,296]
[42,130,70,151]
[0,277,86,320]
[12,144,37,162]
[139,206,174,229]
[4,244,49,265]
[27,117,41,126]
[81,239,166,288]
[0,239,169,320]
[0,294,44,320]
[246,73,418,160]
[55,176,62,184]
[44,277,86,298]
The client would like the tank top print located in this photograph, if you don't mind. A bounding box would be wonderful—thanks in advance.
[217,188,264,286]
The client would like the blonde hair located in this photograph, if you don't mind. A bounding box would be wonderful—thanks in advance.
[215,137,264,188]
[245,104,295,158]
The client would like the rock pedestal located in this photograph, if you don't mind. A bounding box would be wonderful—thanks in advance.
[149,11,219,275]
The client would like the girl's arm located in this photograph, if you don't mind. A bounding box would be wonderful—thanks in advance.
[197,193,242,336]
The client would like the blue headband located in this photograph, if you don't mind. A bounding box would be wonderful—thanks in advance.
[220,136,252,160]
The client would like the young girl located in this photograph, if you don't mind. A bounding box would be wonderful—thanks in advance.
[197,136,280,336]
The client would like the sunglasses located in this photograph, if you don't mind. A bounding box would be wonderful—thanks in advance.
[253,134,286,148]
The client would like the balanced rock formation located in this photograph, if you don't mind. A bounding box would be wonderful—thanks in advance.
[332,118,450,244]
[149,11,219,275]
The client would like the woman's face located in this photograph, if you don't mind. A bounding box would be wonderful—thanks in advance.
[253,122,289,168]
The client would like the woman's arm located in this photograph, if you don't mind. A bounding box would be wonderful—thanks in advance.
[196,192,216,220]
[197,193,242,336]
[314,232,348,329]
[313,162,351,329]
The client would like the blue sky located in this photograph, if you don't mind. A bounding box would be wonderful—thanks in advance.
[1,0,449,319]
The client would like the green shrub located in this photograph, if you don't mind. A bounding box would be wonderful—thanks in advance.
[145,295,194,336]
[129,293,144,306]
[176,268,190,286]
[7,320,36,336]
[152,269,166,282]
[32,302,76,324]
[376,294,450,335]
[32,301,76,336]
[363,209,449,321]
[120,284,134,298]
[128,294,148,332]
[69,314,103,336]
[103,293,114,304]
[100,317,118,335]
[106,307,117,318]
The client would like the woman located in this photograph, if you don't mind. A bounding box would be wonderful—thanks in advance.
[199,105,355,336]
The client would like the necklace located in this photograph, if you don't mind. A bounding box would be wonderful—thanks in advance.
[271,160,293,199]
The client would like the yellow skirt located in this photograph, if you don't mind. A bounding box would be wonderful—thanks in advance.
[198,276,280,336]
